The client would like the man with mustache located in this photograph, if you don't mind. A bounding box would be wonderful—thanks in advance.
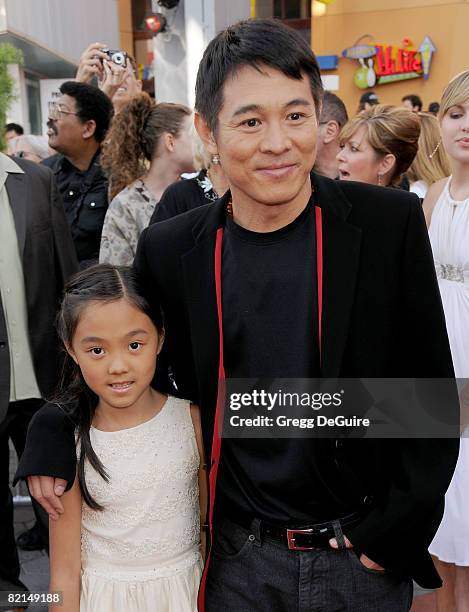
[43,81,113,268]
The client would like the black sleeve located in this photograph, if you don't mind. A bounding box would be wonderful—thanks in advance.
[14,403,77,491]
[49,169,79,284]
[149,184,184,225]
[347,198,460,575]
[149,179,207,226]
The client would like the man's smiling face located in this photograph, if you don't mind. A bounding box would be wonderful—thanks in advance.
[202,64,318,211]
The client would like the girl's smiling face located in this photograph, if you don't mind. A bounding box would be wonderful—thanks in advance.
[68,298,162,412]
[441,101,469,163]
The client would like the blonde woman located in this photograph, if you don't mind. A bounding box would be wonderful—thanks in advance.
[337,104,420,187]
[408,112,451,198]
[424,71,469,612]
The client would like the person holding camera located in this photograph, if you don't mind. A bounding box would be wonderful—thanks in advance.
[76,42,143,114]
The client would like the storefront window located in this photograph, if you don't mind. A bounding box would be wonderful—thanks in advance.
[272,0,311,20]
[26,76,41,135]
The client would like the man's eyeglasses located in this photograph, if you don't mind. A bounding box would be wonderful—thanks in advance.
[48,101,79,120]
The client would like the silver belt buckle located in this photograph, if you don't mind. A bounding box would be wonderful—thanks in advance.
[286,527,316,551]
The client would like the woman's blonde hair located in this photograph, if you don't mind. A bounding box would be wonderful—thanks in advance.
[101,93,191,199]
[407,113,451,186]
[439,70,469,120]
[339,104,421,185]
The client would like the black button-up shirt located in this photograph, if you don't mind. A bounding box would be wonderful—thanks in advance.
[42,151,108,264]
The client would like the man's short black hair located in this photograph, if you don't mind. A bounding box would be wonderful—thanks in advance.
[5,122,23,135]
[320,92,348,128]
[428,101,440,115]
[59,81,114,143]
[195,18,323,133]
[402,94,423,111]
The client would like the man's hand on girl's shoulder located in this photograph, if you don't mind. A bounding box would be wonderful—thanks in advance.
[27,475,67,520]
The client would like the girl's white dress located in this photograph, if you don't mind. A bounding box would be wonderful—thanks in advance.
[79,396,203,611]
[428,178,469,565]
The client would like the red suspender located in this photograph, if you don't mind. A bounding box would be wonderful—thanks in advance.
[198,207,323,611]
[198,228,225,610]
[315,206,323,364]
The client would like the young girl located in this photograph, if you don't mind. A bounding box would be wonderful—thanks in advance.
[99,93,194,266]
[424,71,469,611]
[48,264,207,611]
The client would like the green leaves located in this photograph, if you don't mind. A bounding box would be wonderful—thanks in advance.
[0,43,24,151]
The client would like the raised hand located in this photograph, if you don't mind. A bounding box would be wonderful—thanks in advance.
[76,42,109,83]
[98,60,128,100]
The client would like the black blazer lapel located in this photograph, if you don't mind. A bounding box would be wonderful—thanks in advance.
[313,174,362,377]
[180,197,228,431]
[181,233,219,400]
[5,172,28,257]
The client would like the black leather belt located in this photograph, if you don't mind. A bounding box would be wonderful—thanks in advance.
[229,511,362,551]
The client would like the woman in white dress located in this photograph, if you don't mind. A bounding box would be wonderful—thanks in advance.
[424,70,469,612]
[48,265,207,611]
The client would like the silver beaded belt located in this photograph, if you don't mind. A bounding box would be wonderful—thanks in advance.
[435,263,469,283]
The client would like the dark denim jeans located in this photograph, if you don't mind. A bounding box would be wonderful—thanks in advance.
[206,517,413,612]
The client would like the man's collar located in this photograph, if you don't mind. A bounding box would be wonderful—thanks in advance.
[62,147,101,173]
[0,153,25,175]
[190,171,353,244]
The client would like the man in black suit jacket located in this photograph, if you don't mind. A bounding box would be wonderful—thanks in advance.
[0,153,77,596]
[17,20,458,611]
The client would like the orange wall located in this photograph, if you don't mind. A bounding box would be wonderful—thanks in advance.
[312,0,469,115]
[118,0,134,56]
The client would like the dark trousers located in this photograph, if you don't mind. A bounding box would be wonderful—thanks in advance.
[0,398,47,593]
[206,517,413,612]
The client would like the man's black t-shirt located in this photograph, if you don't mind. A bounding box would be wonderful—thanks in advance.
[218,199,351,524]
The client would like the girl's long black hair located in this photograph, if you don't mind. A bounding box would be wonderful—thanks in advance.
[53,264,164,510]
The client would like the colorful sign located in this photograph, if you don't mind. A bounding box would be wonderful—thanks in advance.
[342,36,436,89]
[418,36,436,81]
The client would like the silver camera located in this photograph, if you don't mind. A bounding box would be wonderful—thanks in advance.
[103,49,128,67]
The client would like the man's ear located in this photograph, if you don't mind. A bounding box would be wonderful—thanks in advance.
[136,79,143,92]
[323,120,341,145]
[194,112,218,156]
[82,119,97,141]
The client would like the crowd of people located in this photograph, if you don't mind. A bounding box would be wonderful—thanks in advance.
[1,16,468,612]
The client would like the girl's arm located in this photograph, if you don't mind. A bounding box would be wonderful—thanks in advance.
[48,472,82,611]
[190,404,208,562]
[422,178,447,228]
